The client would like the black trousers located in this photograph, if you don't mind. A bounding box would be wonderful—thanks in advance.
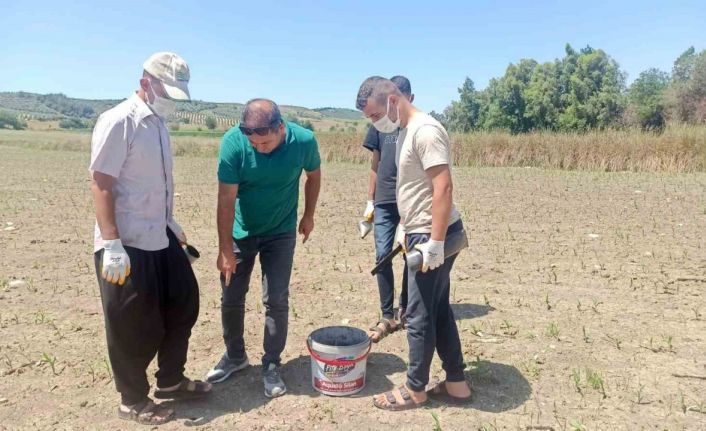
[405,220,466,392]
[94,229,199,405]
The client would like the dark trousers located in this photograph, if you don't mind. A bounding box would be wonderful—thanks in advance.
[94,229,199,406]
[405,220,466,392]
[373,202,408,319]
[221,231,296,368]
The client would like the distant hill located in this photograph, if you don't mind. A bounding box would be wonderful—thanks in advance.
[0,91,364,131]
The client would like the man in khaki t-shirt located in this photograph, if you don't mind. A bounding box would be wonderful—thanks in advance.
[395,114,461,234]
[356,76,471,411]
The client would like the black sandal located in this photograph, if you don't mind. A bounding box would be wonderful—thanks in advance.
[373,385,429,411]
[117,399,174,425]
[154,378,212,400]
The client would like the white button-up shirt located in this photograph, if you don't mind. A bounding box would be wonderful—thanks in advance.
[90,93,183,252]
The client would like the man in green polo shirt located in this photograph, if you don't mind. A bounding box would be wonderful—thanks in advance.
[207,99,321,398]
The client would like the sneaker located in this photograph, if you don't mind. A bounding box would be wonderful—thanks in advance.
[206,354,249,383]
[263,363,287,398]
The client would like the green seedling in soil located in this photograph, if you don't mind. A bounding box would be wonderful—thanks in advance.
[576,300,583,312]
[547,322,560,340]
[692,306,702,320]
[586,369,607,398]
[102,357,113,381]
[635,383,647,405]
[431,412,442,431]
[572,369,583,395]
[520,358,541,379]
[590,299,602,314]
[569,419,587,431]
[483,294,492,308]
[663,335,674,352]
[500,320,517,336]
[470,324,483,337]
[40,352,59,375]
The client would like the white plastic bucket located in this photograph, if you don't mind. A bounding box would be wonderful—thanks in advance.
[307,326,371,396]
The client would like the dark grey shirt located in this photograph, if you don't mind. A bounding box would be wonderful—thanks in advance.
[363,126,399,205]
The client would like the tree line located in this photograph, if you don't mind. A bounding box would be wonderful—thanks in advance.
[434,45,706,133]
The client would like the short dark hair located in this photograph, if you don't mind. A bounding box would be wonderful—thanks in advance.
[390,75,412,96]
[355,76,402,110]
[241,98,282,129]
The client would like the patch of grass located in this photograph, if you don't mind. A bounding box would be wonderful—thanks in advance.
[547,322,560,340]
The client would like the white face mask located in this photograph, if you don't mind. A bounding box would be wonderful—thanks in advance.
[146,80,176,119]
[372,97,400,133]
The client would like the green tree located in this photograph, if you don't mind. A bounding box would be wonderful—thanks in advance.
[58,117,88,129]
[0,110,27,130]
[628,68,670,131]
[524,61,561,130]
[205,116,217,130]
[447,77,482,132]
[557,45,626,131]
[668,47,706,123]
[480,59,537,133]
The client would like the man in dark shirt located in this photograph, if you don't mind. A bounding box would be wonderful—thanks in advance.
[361,76,414,342]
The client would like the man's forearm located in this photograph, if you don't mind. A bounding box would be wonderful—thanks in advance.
[431,187,452,241]
[429,168,453,242]
[304,171,321,218]
[91,180,119,240]
[367,169,377,201]
[217,202,235,249]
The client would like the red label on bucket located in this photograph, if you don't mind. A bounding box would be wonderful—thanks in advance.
[314,376,364,392]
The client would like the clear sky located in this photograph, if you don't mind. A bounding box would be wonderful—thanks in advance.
[1,0,704,113]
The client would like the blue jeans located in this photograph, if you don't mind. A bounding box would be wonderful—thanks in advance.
[220,231,296,368]
[373,202,408,320]
[405,220,466,392]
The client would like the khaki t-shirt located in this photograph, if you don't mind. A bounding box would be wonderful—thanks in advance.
[396,112,460,234]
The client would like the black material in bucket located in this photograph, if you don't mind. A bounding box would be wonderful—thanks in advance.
[309,326,368,347]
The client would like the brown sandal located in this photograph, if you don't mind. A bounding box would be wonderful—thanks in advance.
[368,318,399,343]
[154,378,212,400]
[117,399,174,425]
[373,385,428,411]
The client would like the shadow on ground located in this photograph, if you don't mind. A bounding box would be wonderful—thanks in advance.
[167,352,407,426]
[451,303,494,320]
[463,360,531,413]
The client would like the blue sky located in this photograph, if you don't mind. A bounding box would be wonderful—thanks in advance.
[1,0,704,113]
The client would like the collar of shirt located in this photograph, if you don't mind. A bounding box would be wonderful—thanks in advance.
[128,92,158,126]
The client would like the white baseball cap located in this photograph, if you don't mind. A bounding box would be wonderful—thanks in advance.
[143,52,191,101]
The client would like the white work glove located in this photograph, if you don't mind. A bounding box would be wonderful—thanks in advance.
[363,200,375,221]
[102,239,131,285]
[394,225,407,252]
[413,239,444,273]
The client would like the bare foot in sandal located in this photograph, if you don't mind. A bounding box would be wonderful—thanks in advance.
[373,384,428,411]
[427,379,472,404]
[368,318,399,343]
[118,399,174,425]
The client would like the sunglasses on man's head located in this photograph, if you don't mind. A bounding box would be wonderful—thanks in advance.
[239,119,280,136]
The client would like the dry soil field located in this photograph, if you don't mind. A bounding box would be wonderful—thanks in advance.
[0,141,705,430]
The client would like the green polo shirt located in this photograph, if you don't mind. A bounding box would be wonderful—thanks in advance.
[218,122,321,239]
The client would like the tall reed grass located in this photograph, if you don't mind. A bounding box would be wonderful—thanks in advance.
[2,124,704,172]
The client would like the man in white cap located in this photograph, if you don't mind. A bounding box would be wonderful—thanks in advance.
[90,52,211,425]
